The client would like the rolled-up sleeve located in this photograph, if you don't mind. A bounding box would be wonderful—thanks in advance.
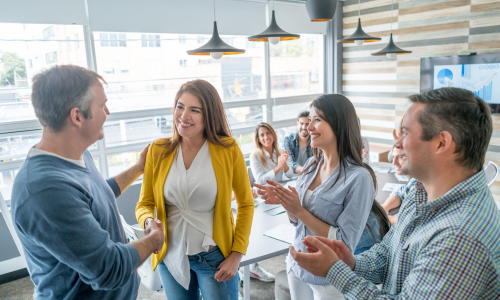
[336,173,374,252]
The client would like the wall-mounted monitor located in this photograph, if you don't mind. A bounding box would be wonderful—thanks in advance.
[421,53,500,111]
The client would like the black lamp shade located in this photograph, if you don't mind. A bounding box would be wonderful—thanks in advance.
[337,18,381,43]
[305,0,338,22]
[248,10,300,42]
[187,21,245,55]
[371,33,412,56]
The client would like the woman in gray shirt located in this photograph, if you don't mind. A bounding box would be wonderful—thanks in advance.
[255,94,376,300]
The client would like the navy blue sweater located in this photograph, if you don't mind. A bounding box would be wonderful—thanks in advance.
[11,151,140,300]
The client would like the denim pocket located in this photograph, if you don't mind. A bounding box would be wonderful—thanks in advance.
[201,247,225,271]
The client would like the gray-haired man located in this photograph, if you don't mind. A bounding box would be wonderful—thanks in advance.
[11,65,164,300]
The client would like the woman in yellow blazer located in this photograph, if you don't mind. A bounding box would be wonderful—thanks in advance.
[136,79,254,300]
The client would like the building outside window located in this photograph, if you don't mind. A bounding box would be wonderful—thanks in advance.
[45,51,57,64]
[42,26,54,39]
[142,34,160,47]
[99,33,127,47]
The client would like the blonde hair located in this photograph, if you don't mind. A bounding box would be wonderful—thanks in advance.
[252,122,281,168]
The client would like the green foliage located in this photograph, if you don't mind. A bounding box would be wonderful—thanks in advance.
[236,133,253,145]
[0,52,27,86]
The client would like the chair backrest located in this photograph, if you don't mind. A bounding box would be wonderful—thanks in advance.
[484,161,499,187]
[120,215,163,292]
[248,167,255,187]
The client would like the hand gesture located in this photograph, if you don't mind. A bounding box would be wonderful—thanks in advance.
[254,181,281,204]
[144,218,164,254]
[302,236,355,271]
[362,148,368,159]
[393,129,401,141]
[289,236,340,277]
[136,144,151,174]
[266,180,303,217]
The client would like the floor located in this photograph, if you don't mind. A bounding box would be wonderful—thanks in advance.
[0,254,287,300]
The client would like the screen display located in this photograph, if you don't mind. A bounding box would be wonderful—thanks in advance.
[433,63,500,103]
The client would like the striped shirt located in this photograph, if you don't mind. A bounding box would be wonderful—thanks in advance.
[326,170,500,299]
[288,156,374,285]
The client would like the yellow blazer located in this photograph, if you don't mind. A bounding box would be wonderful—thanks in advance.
[135,137,254,271]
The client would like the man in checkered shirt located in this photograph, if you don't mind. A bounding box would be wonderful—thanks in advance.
[290,87,500,299]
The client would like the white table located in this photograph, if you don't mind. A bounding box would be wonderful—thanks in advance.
[237,184,293,300]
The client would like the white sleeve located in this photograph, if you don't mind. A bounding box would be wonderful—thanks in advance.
[328,226,338,240]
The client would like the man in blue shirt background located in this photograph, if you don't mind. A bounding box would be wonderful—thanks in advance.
[283,110,312,174]
[11,65,165,300]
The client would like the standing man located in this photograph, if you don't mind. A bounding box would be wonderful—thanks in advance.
[11,65,165,300]
[290,87,500,299]
[283,111,312,174]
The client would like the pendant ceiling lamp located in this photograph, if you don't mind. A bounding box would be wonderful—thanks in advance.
[371,0,411,59]
[187,0,245,59]
[337,0,381,46]
[248,0,300,45]
[305,0,338,22]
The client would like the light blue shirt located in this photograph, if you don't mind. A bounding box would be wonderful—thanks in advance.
[287,156,374,285]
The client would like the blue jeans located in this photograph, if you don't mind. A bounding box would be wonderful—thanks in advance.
[157,246,240,300]
[354,210,382,255]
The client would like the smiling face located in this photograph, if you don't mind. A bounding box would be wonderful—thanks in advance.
[392,147,406,175]
[174,92,205,140]
[297,117,310,138]
[307,106,336,151]
[394,103,432,180]
[258,127,274,151]
[80,81,109,143]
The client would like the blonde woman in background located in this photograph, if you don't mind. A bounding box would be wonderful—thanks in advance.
[250,122,294,186]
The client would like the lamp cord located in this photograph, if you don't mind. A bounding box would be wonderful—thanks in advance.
[213,0,216,21]
[391,0,393,33]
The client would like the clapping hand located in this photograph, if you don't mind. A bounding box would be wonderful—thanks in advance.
[303,236,355,271]
[254,181,281,204]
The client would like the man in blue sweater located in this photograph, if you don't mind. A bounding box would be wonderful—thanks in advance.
[11,65,165,300]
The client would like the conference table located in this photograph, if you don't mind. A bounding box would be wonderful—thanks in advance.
[238,162,400,300]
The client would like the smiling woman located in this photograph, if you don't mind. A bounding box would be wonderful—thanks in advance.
[135,79,254,300]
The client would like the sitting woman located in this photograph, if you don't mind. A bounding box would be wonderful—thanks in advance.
[255,94,376,300]
[250,122,294,185]
[135,79,254,300]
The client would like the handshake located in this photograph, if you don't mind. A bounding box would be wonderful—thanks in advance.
[144,218,165,255]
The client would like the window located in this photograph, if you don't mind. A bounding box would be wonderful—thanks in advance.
[45,51,58,64]
[270,34,324,97]
[28,59,33,68]
[102,60,130,74]
[94,32,265,113]
[142,34,160,48]
[197,36,205,44]
[99,33,127,47]
[75,34,79,49]
[42,26,54,39]
[67,37,71,51]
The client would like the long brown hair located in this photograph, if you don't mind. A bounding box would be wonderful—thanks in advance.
[251,122,281,168]
[302,94,377,190]
[154,79,234,164]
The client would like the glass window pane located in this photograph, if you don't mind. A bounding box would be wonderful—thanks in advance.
[94,32,264,113]
[0,169,19,205]
[235,133,253,155]
[0,131,42,161]
[276,125,298,148]
[107,151,142,178]
[272,101,311,122]
[109,33,118,47]
[270,34,324,97]
[0,23,88,123]
[119,34,126,47]
[226,105,263,129]
[103,116,171,148]
[155,35,161,47]
[100,33,109,47]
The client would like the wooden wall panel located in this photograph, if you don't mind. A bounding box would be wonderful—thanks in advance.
[342,0,500,193]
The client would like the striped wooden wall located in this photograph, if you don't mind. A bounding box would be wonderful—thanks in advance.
[341,0,500,199]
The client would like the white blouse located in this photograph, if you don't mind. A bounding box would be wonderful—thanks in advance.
[162,141,217,289]
[250,149,295,185]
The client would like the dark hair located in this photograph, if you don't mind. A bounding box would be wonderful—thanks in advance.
[252,122,281,168]
[302,94,377,190]
[297,110,309,120]
[409,87,492,171]
[31,65,106,131]
[155,79,234,163]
